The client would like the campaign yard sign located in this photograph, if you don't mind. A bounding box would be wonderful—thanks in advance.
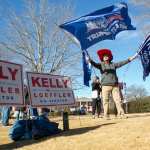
[0,60,24,106]
[27,72,75,107]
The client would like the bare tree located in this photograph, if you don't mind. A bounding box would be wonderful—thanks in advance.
[126,84,148,101]
[0,0,84,89]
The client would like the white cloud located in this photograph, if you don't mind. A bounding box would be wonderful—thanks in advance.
[129,0,150,36]
[116,31,140,41]
[130,0,150,8]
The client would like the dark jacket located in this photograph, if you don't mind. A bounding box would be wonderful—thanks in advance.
[90,59,131,86]
[91,82,101,96]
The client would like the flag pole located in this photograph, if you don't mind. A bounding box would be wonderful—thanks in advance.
[59,26,99,85]
[59,28,94,86]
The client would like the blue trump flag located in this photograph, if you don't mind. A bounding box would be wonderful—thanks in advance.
[59,2,135,86]
[139,34,150,80]
[82,50,91,86]
[59,2,135,50]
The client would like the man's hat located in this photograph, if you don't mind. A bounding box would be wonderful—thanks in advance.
[97,49,113,61]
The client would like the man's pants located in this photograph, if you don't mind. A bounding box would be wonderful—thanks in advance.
[1,106,11,126]
[92,98,101,116]
[102,86,124,117]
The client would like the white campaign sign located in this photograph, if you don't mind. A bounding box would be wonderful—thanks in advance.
[0,60,24,106]
[27,72,75,107]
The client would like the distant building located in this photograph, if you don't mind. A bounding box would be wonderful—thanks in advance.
[75,97,92,112]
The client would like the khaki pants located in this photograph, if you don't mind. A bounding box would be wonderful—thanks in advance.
[102,86,124,117]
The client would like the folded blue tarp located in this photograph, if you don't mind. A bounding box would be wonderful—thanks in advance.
[9,116,62,141]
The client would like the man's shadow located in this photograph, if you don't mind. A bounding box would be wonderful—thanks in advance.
[0,122,116,150]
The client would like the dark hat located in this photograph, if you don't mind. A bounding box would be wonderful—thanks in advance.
[97,49,113,61]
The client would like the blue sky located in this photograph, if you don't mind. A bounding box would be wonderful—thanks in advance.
[0,0,149,98]
[72,0,150,97]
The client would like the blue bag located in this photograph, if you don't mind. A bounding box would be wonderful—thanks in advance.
[9,116,62,141]
[32,116,61,139]
[9,120,32,141]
